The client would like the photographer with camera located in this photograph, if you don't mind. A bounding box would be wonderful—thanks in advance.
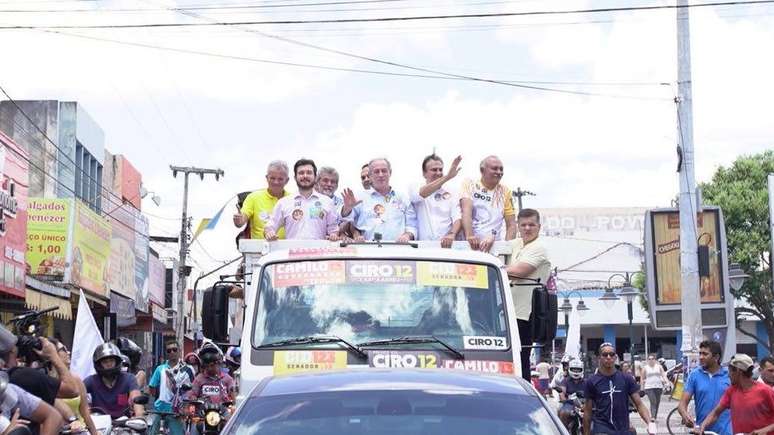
[0,323,79,405]
[0,328,65,435]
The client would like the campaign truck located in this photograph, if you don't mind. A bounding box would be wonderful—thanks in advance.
[202,240,555,402]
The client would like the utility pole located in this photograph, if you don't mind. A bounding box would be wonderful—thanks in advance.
[769,175,774,294]
[676,0,702,366]
[170,165,224,352]
[512,187,535,211]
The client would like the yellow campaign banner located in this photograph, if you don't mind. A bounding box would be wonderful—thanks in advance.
[417,262,489,289]
[69,201,111,297]
[273,350,347,375]
[26,198,71,277]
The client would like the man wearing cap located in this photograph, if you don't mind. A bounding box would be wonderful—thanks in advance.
[460,155,517,252]
[341,158,417,242]
[699,353,774,435]
[583,343,655,435]
[264,159,340,241]
[678,340,731,435]
[410,154,462,247]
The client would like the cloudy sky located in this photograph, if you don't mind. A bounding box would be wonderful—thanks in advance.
[2,0,773,283]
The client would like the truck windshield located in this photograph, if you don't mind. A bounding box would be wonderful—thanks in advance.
[252,259,509,350]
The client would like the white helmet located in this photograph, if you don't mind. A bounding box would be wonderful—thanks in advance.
[561,354,572,364]
[568,359,584,379]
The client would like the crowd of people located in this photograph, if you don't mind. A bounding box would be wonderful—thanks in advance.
[231,154,552,380]
[541,341,774,435]
[0,320,240,435]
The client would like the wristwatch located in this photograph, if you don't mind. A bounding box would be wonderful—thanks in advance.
[66,416,78,424]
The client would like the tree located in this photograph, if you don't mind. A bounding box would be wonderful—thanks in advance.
[700,150,774,353]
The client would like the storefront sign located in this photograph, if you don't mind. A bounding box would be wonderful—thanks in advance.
[68,201,110,296]
[0,135,28,298]
[110,292,136,327]
[151,303,167,323]
[107,206,149,312]
[148,254,165,305]
[26,199,70,278]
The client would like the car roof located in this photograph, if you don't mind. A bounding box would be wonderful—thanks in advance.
[251,369,535,398]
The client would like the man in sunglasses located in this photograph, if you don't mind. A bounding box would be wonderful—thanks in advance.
[148,339,194,435]
[582,343,655,435]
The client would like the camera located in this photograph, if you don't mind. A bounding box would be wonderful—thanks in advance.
[8,307,56,364]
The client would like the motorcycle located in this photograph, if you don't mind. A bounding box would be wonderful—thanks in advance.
[89,396,149,435]
[561,392,584,435]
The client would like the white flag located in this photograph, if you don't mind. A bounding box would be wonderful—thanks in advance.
[565,307,582,360]
[71,290,104,379]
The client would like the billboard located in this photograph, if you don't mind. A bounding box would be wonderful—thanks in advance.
[0,133,29,298]
[26,198,70,279]
[148,252,165,306]
[107,205,149,312]
[650,209,724,305]
[67,200,110,296]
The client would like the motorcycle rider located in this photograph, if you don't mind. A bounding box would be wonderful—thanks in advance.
[84,343,144,419]
[551,355,572,393]
[223,347,240,390]
[185,343,235,408]
[558,359,586,433]
[115,338,146,391]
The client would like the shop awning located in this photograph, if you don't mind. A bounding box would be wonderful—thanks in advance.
[25,290,72,320]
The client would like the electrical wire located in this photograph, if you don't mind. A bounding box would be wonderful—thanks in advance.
[558,242,642,272]
[33,28,669,100]
[3,0,773,28]
[0,84,182,221]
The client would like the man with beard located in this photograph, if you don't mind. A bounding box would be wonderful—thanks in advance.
[265,159,340,241]
[410,154,462,247]
[315,167,344,209]
[341,158,417,242]
[461,155,517,252]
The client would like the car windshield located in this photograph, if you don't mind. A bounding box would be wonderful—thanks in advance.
[252,259,508,350]
[227,390,560,435]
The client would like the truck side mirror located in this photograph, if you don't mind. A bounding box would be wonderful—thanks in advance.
[202,285,231,343]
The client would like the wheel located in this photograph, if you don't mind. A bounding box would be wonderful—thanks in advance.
[666,405,695,435]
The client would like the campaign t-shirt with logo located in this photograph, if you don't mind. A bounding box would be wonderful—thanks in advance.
[84,372,139,418]
[718,381,774,434]
[187,372,235,406]
[460,179,514,239]
[584,370,640,435]
[240,188,288,239]
[408,183,461,241]
[343,189,417,241]
[148,361,195,412]
[266,192,339,240]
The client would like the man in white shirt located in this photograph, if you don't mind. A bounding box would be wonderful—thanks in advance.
[506,208,551,381]
[409,154,462,247]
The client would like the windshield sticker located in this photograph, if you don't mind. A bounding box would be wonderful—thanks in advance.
[416,262,489,289]
[273,350,347,375]
[368,350,440,369]
[463,336,508,351]
[440,360,514,375]
[288,247,357,258]
[346,261,417,284]
[272,261,346,287]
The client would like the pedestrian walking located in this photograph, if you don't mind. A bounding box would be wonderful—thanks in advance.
[640,354,671,420]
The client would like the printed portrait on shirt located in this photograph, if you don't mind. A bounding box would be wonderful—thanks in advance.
[292,209,304,221]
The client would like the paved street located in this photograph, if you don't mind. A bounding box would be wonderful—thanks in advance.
[547,394,684,434]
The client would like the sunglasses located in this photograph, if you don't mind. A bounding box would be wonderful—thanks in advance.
[166,348,179,353]
[600,352,616,358]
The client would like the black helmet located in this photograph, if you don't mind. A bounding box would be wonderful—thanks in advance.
[115,337,142,368]
[198,342,223,366]
[93,342,123,379]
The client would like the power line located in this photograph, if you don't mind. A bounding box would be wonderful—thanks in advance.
[2,0,773,28]
[0,85,181,231]
[37,28,669,100]
[558,242,642,272]
[0,0,414,12]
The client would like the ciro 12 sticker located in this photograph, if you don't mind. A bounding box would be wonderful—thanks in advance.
[463,336,508,351]
[368,351,440,369]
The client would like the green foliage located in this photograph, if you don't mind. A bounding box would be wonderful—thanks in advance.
[700,150,773,351]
